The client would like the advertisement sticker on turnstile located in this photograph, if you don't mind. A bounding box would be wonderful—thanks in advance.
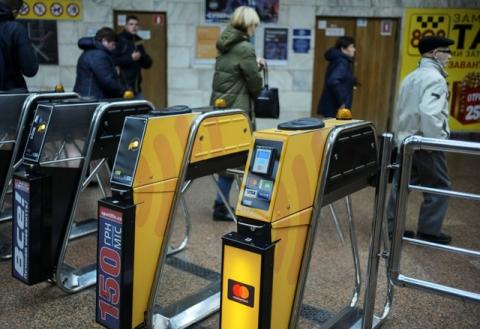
[12,179,30,280]
[96,204,135,329]
[97,116,147,329]
[12,105,54,284]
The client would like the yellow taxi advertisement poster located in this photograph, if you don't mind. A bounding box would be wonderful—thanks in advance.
[400,8,480,132]
[18,0,82,20]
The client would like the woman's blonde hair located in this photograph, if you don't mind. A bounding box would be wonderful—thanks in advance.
[230,6,260,33]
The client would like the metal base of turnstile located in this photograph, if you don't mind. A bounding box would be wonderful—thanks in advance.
[322,307,381,329]
[0,205,12,222]
[0,217,98,261]
[69,218,98,240]
[57,263,97,290]
[152,281,220,329]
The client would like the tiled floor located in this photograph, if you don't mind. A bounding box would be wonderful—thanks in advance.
[0,153,479,328]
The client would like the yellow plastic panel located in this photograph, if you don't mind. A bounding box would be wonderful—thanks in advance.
[236,127,330,223]
[133,113,198,187]
[271,128,330,222]
[270,208,312,329]
[190,113,251,163]
[130,179,176,327]
[221,245,262,329]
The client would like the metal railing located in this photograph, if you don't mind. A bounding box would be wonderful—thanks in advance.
[388,135,480,304]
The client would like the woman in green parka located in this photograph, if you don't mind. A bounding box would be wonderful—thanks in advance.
[211,6,265,221]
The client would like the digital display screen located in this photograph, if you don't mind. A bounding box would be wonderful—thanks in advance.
[251,148,273,174]
[111,117,147,187]
[23,104,53,162]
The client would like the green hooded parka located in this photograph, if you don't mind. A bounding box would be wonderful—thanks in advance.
[210,25,263,120]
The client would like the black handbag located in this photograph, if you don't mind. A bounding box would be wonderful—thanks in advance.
[254,64,280,119]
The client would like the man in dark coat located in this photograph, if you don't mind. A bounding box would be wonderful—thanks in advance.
[0,0,38,91]
[73,27,124,99]
[317,36,356,118]
[113,15,152,98]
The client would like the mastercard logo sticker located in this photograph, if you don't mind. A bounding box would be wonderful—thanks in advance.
[227,279,254,307]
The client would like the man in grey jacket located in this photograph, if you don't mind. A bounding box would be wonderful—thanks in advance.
[387,36,454,245]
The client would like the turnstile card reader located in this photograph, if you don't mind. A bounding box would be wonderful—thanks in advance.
[220,117,378,329]
[97,109,252,329]
[12,99,153,287]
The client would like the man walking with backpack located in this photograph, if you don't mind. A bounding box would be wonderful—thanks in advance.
[0,0,38,91]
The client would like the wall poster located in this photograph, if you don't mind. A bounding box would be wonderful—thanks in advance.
[196,26,221,60]
[400,8,480,134]
[264,28,288,64]
[292,28,311,54]
[205,0,279,23]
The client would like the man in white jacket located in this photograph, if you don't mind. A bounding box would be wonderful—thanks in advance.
[387,36,454,245]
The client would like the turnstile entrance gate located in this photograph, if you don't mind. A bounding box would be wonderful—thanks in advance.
[220,117,379,329]
[96,108,252,329]
[0,91,78,259]
[11,98,154,292]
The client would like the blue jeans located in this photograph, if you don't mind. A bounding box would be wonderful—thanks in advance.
[214,175,234,206]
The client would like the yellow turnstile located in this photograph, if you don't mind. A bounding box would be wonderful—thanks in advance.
[220,117,378,329]
[96,107,252,329]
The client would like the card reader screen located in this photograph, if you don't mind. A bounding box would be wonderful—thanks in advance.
[251,148,273,174]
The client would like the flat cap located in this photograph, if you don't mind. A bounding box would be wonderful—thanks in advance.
[418,36,454,54]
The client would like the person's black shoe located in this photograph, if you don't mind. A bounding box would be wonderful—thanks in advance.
[416,232,452,245]
[388,230,415,240]
[212,204,235,222]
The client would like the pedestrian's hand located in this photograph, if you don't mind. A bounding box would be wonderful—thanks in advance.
[115,66,120,75]
[257,58,267,68]
[132,51,141,61]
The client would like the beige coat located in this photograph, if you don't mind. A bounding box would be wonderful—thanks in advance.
[392,58,450,148]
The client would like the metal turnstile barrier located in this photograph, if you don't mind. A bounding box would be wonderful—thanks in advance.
[219,117,380,329]
[0,91,79,259]
[0,92,79,221]
[388,136,480,303]
[11,98,153,292]
[96,108,252,329]
[359,133,395,329]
